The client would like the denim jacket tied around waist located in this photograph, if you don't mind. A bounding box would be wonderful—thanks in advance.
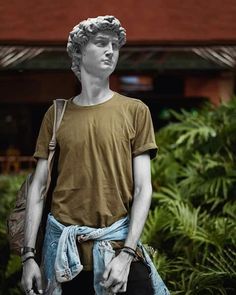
[41,213,170,295]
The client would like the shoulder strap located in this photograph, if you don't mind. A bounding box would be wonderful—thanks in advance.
[44,99,68,197]
[49,99,68,151]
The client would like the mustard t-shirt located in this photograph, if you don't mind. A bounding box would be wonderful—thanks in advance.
[34,91,157,269]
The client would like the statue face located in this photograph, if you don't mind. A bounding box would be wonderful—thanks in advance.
[80,30,119,79]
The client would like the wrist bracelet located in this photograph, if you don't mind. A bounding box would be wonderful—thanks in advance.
[21,247,36,255]
[121,248,137,258]
[21,251,35,262]
[22,256,35,264]
[123,246,136,253]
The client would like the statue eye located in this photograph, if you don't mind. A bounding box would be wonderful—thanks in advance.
[97,40,106,46]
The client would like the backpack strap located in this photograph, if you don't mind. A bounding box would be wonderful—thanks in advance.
[45,99,68,196]
[49,99,67,151]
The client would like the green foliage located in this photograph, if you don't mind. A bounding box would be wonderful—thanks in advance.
[143,98,236,294]
[0,173,26,295]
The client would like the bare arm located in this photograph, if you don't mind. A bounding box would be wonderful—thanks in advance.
[24,158,48,247]
[102,152,152,293]
[124,152,152,249]
[21,158,48,295]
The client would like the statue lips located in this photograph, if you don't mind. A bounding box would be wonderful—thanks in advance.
[102,58,113,65]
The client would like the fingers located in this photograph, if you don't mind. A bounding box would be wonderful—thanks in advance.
[102,264,111,281]
[21,277,33,295]
[23,286,42,295]
[35,272,43,294]
[101,270,128,293]
[21,262,43,295]
[111,281,128,293]
[119,281,128,293]
[101,274,117,289]
[110,282,123,293]
[101,279,128,293]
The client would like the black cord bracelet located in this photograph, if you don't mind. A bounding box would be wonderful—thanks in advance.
[22,256,35,264]
[121,248,137,258]
[123,246,137,254]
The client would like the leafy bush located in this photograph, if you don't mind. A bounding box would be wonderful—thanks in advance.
[143,99,236,294]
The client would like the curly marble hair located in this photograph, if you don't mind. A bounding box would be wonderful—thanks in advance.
[67,15,126,81]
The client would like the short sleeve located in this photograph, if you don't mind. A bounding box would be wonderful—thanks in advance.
[131,102,158,159]
[33,105,54,160]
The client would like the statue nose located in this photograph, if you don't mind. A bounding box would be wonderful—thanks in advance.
[106,43,113,55]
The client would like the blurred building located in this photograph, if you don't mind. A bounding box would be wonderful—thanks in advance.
[0,0,236,163]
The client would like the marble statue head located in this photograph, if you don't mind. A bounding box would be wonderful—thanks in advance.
[67,15,126,81]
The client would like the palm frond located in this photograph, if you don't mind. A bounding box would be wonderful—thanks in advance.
[148,98,236,294]
[142,206,171,245]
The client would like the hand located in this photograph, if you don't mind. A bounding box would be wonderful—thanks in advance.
[21,259,43,295]
[101,251,133,293]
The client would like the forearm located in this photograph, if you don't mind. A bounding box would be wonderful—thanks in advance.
[124,184,152,249]
[24,182,45,248]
